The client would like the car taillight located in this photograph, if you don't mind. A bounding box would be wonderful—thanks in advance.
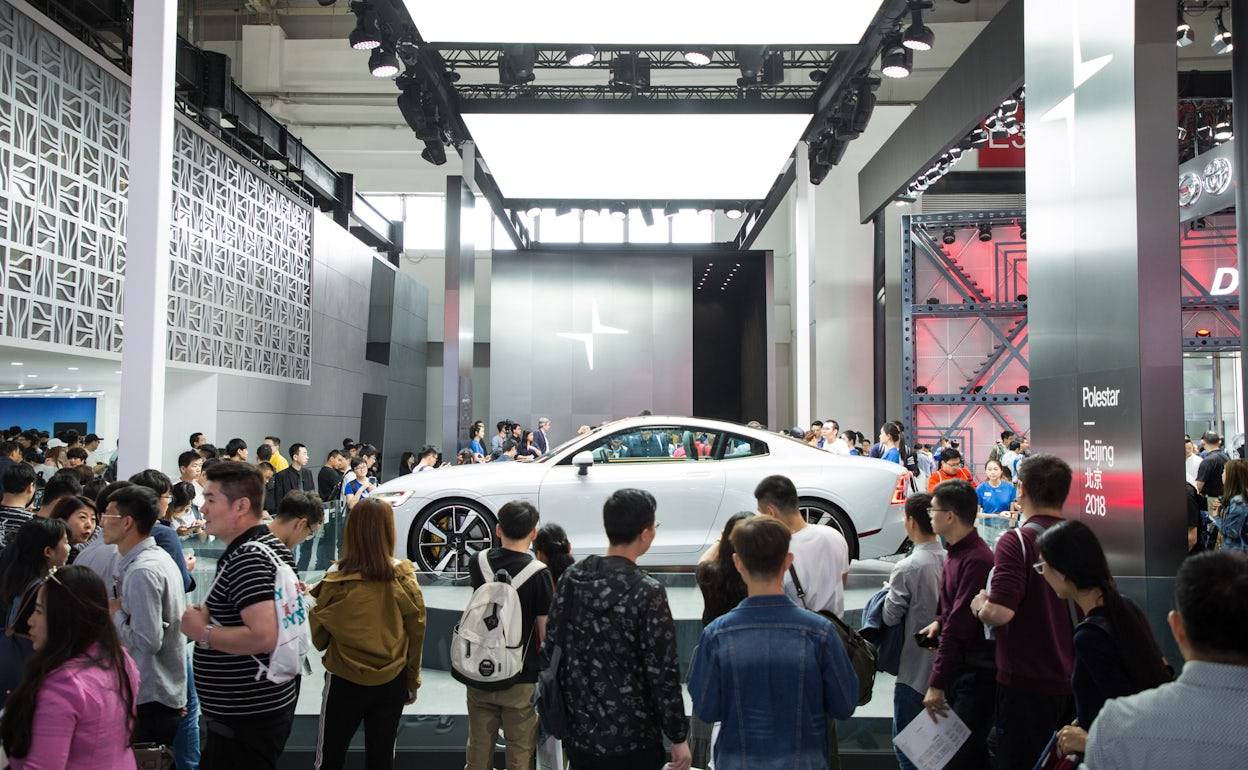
[891,474,909,505]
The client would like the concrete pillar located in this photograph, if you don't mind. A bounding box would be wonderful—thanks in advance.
[118,0,177,475]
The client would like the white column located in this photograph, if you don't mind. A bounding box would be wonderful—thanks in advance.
[791,143,815,426]
[118,0,177,476]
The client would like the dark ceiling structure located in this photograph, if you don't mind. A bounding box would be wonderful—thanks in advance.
[354,0,912,250]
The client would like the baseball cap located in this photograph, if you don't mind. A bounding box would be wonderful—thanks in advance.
[47,438,65,448]
[85,433,102,443]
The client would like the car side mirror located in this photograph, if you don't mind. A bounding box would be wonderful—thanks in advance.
[573,451,594,476]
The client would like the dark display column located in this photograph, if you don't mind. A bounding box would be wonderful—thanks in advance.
[442,177,476,461]
[1025,0,1184,585]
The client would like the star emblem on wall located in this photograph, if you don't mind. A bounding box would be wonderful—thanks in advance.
[557,299,628,370]
[1038,3,1113,182]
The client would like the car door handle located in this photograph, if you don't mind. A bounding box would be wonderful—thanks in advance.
[682,470,713,478]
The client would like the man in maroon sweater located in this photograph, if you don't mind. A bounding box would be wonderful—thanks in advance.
[971,454,1076,769]
[919,479,996,769]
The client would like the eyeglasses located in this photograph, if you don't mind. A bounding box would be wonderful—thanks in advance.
[99,513,125,520]
[1032,561,1047,575]
[927,507,952,515]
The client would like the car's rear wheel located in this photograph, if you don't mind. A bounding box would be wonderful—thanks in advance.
[799,498,859,560]
[408,499,498,581]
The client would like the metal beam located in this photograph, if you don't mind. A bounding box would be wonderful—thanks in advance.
[858,0,1024,222]
[734,158,795,250]
[457,87,815,111]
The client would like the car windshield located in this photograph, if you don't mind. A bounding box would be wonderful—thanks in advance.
[535,430,597,462]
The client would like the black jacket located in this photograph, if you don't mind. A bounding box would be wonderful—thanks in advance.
[542,555,688,757]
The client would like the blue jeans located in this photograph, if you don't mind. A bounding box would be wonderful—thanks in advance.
[175,650,201,770]
[893,683,925,770]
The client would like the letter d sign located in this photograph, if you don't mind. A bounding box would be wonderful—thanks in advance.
[1211,267,1239,296]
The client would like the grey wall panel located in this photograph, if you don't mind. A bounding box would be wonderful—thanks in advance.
[491,251,693,439]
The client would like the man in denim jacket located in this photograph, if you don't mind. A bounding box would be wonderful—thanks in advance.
[689,516,858,769]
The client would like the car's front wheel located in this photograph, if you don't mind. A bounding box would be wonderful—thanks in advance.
[799,498,859,560]
[408,499,498,580]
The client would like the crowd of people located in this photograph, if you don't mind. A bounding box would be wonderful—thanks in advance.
[0,420,1246,769]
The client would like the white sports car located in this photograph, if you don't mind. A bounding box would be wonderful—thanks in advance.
[372,416,911,575]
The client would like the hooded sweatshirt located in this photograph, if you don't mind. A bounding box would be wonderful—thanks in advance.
[310,558,426,691]
[541,554,688,757]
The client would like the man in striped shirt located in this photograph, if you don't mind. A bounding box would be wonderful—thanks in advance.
[181,461,298,769]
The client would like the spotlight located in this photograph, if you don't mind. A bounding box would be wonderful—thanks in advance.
[971,386,984,394]
[1196,328,1212,338]
[349,12,382,50]
[500,44,537,85]
[1018,220,1026,240]
[317,0,336,6]
[369,47,399,78]
[903,5,935,52]
[881,37,912,78]
[1198,124,1214,141]
[736,45,766,80]
[1016,385,1030,394]
[967,128,989,148]
[808,154,831,186]
[565,46,595,67]
[1178,125,1188,141]
[1016,293,1028,302]
[1213,10,1233,55]
[555,203,573,217]
[420,140,446,166]
[1177,4,1194,47]
[926,297,940,305]
[583,206,600,218]
[850,82,878,134]
[942,227,956,245]
[697,204,715,216]
[1215,120,1233,141]
[525,205,543,218]
[998,98,1019,117]
[725,205,744,220]
[683,48,712,66]
[609,202,628,220]
[977,222,993,242]
[663,202,680,218]
[611,54,651,90]
[915,386,929,394]
[641,208,655,227]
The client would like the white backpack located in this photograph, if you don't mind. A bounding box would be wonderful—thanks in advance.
[450,550,546,689]
[208,539,311,684]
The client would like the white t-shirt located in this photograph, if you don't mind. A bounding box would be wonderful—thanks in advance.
[826,439,850,456]
[1185,454,1204,486]
[783,523,850,619]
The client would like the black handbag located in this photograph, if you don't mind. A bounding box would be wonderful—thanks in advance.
[789,566,877,706]
[132,743,175,770]
[534,590,575,739]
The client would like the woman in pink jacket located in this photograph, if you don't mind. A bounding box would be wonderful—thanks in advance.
[0,565,139,769]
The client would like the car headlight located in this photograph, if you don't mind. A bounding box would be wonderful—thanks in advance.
[373,490,414,508]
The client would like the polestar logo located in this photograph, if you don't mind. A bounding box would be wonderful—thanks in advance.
[1038,4,1113,181]
[557,299,628,370]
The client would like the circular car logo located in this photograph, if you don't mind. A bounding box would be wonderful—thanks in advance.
[1179,172,1203,208]
[1203,157,1233,196]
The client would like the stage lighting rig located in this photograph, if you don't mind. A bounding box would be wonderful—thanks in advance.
[1177,4,1194,47]
[903,1,935,52]
[565,46,595,67]
[500,44,537,85]
[1213,9,1233,55]
[348,4,382,51]
[942,227,956,245]
[977,222,993,242]
[881,34,912,78]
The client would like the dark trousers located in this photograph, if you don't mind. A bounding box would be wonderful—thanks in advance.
[202,706,295,770]
[567,743,664,770]
[989,684,1074,770]
[135,701,183,748]
[945,666,997,770]
[314,670,408,770]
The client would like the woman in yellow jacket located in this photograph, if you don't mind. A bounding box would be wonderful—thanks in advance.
[310,498,427,770]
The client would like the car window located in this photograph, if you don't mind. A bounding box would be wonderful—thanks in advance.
[578,426,719,463]
[721,432,768,460]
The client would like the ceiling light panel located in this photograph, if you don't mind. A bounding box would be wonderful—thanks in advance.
[407,0,885,46]
[463,113,811,199]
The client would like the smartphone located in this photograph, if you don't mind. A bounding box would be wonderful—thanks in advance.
[915,632,940,648]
